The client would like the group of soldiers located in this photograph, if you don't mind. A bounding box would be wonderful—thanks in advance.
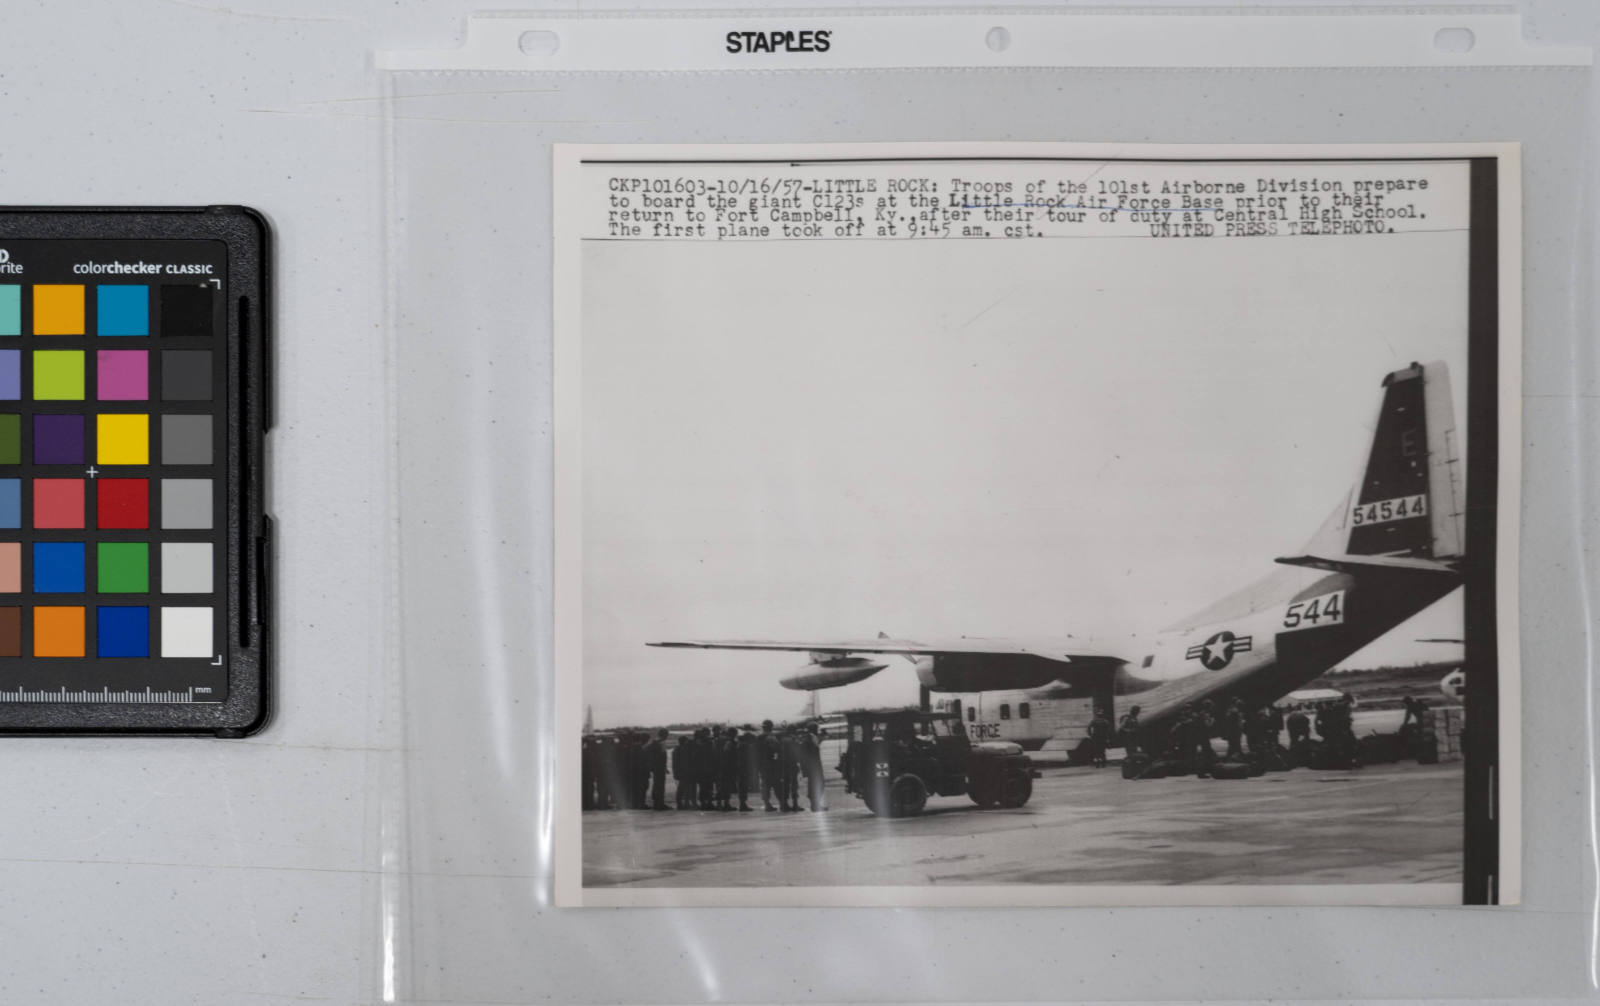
[581,720,829,813]
[1077,694,1366,775]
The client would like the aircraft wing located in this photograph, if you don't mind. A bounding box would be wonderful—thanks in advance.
[648,636,1127,664]
[1275,552,1461,578]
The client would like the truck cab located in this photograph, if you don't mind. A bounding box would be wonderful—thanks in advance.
[841,708,1038,817]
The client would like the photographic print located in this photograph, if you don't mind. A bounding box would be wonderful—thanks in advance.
[553,143,1520,907]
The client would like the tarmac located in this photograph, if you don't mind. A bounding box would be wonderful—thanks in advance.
[582,756,1463,888]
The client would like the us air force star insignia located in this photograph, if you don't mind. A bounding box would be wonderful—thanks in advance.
[1185,630,1253,671]
[1203,637,1232,665]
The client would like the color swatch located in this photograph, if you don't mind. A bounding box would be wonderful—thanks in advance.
[0,269,223,667]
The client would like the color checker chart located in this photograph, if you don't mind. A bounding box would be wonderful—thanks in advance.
[0,209,270,735]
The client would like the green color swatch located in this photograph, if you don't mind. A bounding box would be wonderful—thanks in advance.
[33,351,84,401]
[97,542,149,594]
[0,415,18,465]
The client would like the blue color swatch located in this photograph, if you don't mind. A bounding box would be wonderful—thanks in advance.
[0,480,19,529]
[0,350,18,400]
[97,285,149,336]
[33,542,84,593]
[96,606,150,657]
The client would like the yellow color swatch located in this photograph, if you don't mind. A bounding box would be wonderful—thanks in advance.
[97,414,149,465]
[33,285,85,335]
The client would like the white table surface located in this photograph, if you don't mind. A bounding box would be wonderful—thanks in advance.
[0,2,1592,1004]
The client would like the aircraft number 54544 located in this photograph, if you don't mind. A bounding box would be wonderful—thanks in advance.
[1351,493,1426,526]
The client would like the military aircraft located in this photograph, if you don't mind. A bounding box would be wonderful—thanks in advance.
[651,361,1466,746]
[1439,668,1466,701]
[1416,638,1467,701]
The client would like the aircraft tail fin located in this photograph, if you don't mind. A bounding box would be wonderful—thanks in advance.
[1303,360,1464,561]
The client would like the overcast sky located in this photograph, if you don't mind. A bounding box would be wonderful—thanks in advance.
[580,226,1470,727]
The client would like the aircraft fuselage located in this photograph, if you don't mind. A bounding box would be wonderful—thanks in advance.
[930,565,1457,735]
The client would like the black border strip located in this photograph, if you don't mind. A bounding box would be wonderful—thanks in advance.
[1463,158,1500,904]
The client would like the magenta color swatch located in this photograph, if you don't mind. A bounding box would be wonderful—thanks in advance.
[97,350,148,401]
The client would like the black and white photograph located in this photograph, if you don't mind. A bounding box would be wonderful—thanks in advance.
[553,143,1520,907]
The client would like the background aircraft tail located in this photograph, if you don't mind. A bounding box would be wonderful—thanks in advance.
[1303,360,1464,561]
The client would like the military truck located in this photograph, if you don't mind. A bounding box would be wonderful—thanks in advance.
[840,708,1039,817]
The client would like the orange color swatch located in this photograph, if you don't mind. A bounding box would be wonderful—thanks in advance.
[33,605,84,657]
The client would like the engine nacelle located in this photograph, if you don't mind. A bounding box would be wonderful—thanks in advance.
[780,655,888,691]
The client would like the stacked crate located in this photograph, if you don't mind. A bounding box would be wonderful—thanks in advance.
[1436,706,1465,762]
[1416,707,1465,763]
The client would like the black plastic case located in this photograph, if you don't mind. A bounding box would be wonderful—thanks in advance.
[0,207,271,735]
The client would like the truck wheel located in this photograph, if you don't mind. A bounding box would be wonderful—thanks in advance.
[888,774,928,817]
[999,769,1032,808]
[969,778,996,808]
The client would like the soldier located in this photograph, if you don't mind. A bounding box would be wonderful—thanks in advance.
[1319,699,1345,764]
[1268,703,1286,750]
[1165,705,1191,772]
[1193,701,1218,777]
[671,731,694,809]
[1244,705,1269,757]
[737,726,760,811]
[1399,695,1421,743]
[717,727,739,810]
[645,729,670,810]
[616,733,637,809]
[758,719,781,811]
[1222,699,1244,759]
[780,731,803,810]
[1165,706,1190,761]
[696,728,716,810]
[1118,705,1143,755]
[632,732,652,809]
[1179,705,1202,773]
[1241,705,1260,756]
[1399,695,1430,759]
[706,726,723,809]
[800,723,827,811]
[611,734,629,810]
[1333,695,1359,766]
[581,736,596,810]
[1286,706,1312,763]
[594,735,618,810]
[1085,708,1112,768]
